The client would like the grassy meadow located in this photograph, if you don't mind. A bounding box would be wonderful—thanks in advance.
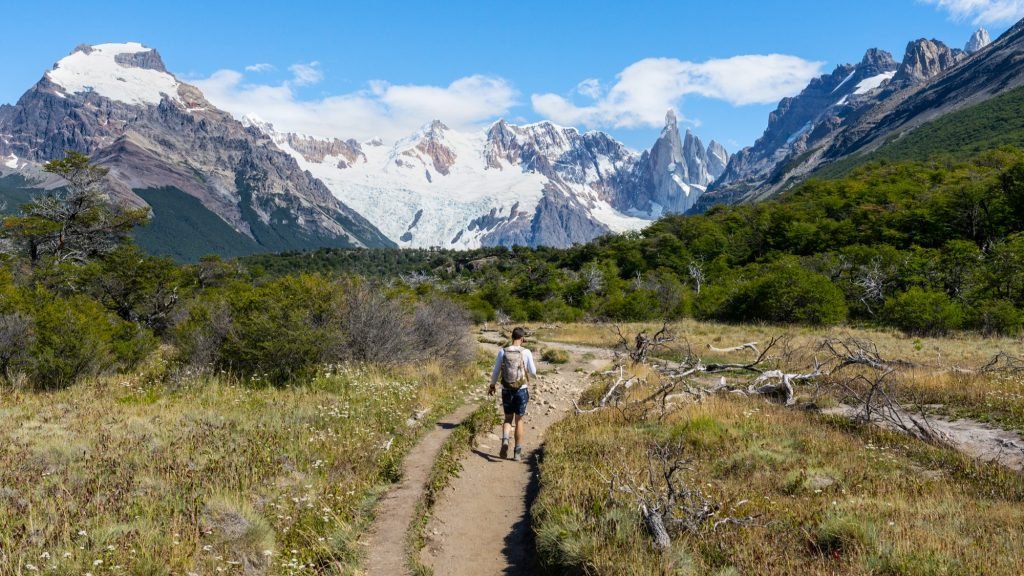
[537,321,1024,433]
[533,322,1024,575]
[0,358,481,575]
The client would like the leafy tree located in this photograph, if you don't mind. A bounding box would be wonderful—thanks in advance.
[82,245,193,335]
[1,152,148,264]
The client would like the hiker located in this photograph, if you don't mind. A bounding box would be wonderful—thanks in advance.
[488,326,537,461]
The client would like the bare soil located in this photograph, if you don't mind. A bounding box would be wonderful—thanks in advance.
[418,339,611,575]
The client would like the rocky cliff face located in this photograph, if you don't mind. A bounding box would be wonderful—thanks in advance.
[0,43,393,254]
[697,24,1024,212]
[890,39,966,87]
[703,48,899,209]
[697,30,1001,211]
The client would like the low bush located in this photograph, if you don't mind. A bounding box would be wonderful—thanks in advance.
[883,288,964,336]
[541,348,570,364]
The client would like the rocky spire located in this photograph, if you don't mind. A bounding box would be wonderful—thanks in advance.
[892,39,966,86]
[706,140,729,180]
[966,28,992,54]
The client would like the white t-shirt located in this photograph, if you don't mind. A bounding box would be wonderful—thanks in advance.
[490,346,537,389]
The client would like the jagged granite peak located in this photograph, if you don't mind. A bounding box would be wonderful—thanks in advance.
[0,43,394,256]
[892,38,967,86]
[859,48,899,75]
[966,28,992,54]
[638,111,707,214]
[682,129,712,186]
[706,140,729,179]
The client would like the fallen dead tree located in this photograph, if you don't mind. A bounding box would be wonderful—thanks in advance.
[579,327,946,444]
[600,440,755,551]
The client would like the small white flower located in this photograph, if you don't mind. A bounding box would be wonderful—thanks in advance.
[24,564,38,572]
[262,550,273,557]
[77,530,87,536]
[93,559,103,566]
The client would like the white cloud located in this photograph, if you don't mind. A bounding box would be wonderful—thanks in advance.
[922,0,1024,24]
[531,55,824,130]
[288,61,323,86]
[191,68,519,142]
[244,63,274,73]
[575,78,602,99]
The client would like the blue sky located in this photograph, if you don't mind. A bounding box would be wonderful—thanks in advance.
[2,0,1021,152]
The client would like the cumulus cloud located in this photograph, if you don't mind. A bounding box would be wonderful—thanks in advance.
[191,67,519,142]
[244,63,274,73]
[531,54,824,130]
[922,0,1024,24]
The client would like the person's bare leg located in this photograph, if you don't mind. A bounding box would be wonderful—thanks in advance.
[500,414,514,458]
[514,414,524,447]
[503,414,515,439]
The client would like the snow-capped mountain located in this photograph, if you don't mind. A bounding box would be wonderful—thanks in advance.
[696,27,1001,210]
[250,114,728,249]
[0,43,393,259]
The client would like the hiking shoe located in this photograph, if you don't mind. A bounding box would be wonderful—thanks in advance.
[513,446,523,461]
[499,441,509,459]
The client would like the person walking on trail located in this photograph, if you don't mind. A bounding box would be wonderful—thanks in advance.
[488,326,537,461]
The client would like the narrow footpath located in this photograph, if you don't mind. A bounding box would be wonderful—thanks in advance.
[418,340,611,575]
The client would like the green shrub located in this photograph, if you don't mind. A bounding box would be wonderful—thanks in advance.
[110,320,159,370]
[967,298,1024,336]
[28,293,117,389]
[219,275,343,385]
[883,288,964,336]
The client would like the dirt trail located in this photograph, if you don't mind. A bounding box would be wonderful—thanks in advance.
[365,332,1024,575]
[418,338,612,575]
[825,404,1024,471]
[362,402,479,575]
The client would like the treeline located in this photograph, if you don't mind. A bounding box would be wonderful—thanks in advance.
[0,153,474,390]
[246,147,1024,336]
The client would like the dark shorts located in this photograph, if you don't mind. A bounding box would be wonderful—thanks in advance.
[501,386,529,417]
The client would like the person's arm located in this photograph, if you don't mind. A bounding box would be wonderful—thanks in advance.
[488,348,504,393]
[525,349,538,377]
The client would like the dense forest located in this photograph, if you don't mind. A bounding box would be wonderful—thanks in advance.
[245,147,1024,336]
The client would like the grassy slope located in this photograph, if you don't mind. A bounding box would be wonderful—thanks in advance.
[0,361,477,575]
[814,85,1024,181]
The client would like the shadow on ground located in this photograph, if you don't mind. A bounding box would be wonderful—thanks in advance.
[501,446,544,575]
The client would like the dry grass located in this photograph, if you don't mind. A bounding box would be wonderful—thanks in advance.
[539,321,1024,432]
[535,379,1024,575]
[537,320,1023,368]
[0,360,478,575]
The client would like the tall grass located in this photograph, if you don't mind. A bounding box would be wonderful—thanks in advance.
[535,378,1024,575]
[0,361,477,575]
